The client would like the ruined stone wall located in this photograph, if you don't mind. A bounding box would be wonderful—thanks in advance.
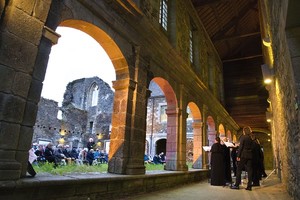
[33,77,114,149]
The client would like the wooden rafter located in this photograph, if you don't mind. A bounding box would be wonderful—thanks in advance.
[211,0,257,41]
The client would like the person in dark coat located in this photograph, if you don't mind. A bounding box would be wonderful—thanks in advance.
[252,137,263,186]
[221,138,232,184]
[44,143,59,167]
[231,126,254,191]
[87,138,95,151]
[231,145,238,177]
[210,137,225,186]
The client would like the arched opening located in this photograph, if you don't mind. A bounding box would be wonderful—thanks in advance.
[187,102,203,169]
[207,116,216,146]
[218,124,225,139]
[33,20,130,174]
[149,77,182,171]
[155,138,166,156]
[146,81,167,158]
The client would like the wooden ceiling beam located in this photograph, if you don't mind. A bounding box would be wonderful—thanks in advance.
[192,0,228,7]
[222,54,262,63]
[213,32,261,42]
[211,0,257,41]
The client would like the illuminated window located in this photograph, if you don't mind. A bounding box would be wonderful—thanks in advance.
[159,0,168,31]
[160,105,167,122]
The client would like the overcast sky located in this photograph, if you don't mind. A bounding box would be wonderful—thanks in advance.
[41,27,116,106]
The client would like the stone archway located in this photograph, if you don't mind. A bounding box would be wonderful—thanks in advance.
[207,116,216,146]
[151,77,186,171]
[218,124,225,139]
[187,102,203,169]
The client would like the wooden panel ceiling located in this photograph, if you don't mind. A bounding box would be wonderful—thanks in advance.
[191,0,270,131]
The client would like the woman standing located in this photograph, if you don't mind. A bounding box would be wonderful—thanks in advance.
[210,137,225,186]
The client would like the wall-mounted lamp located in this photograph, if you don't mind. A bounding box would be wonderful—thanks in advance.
[262,37,271,47]
[266,111,272,123]
[261,64,274,84]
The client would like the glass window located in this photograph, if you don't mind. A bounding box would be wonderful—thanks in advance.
[159,0,168,31]
[189,29,194,63]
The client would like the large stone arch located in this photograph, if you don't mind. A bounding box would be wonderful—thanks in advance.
[151,77,186,171]
[55,20,141,175]
[187,102,203,169]
[59,20,129,78]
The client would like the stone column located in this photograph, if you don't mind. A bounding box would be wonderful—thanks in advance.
[108,78,136,174]
[108,45,149,175]
[0,1,52,180]
[192,120,203,169]
[164,107,188,171]
[201,105,209,169]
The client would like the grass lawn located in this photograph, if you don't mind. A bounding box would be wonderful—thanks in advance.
[33,162,193,175]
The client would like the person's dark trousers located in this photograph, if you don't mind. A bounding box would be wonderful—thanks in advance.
[27,161,36,177]
[235,158,253,188]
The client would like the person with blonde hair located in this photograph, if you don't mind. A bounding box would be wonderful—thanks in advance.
[231,126,254,191]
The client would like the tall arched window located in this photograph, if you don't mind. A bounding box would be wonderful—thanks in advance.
[90,83,99,107]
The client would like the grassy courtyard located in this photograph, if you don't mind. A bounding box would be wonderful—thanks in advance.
[33,162,193,175]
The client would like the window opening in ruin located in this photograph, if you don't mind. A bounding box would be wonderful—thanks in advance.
[159,0,168,31]
[89,121,94,134]
[90,83,99,107]
[57,110,62,120]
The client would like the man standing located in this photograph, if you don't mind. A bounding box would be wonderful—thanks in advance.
[231,126,254,191]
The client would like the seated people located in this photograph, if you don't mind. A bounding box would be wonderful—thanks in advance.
[86,149,95,165]
[99,150,108,163]
[54,144,67,165]
[35,144,45,163]
[44,143,60,167]
[77,148,88,165]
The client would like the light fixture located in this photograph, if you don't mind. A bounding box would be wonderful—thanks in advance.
[261,64,274,84]
[262,37,271,47]
[266,111,272,123]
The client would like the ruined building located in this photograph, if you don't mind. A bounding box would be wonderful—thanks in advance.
[33,77,114,150]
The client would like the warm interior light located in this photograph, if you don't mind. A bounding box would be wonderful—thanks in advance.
[266,111,272,122]
[262,37,271,47]
[264,78,272,84]
[261,64,274,85]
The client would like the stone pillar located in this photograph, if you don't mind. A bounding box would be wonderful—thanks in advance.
[164,107,188,171]
[108,45,149,175]
[192,120,203,169]
[0,1,52,180]
[108,78,135,174]
[201,105,209,169]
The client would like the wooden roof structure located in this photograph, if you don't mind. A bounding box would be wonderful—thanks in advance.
[192,0,269,131]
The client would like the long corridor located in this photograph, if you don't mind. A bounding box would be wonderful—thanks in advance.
[124,171,292,200]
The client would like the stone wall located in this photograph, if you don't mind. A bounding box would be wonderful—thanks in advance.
[260,0,300,199]
[0,170,209,200]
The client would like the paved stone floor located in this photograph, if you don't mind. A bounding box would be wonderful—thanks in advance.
[123,171,293,200]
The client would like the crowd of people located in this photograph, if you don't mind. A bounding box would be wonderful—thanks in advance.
[28,137,109,174]
[144,152,166,164]
[210,126,268,191]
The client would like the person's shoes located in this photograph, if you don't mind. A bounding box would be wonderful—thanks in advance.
[245,186,252,191]
[230,185,239,190]
[252,183,260,186]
